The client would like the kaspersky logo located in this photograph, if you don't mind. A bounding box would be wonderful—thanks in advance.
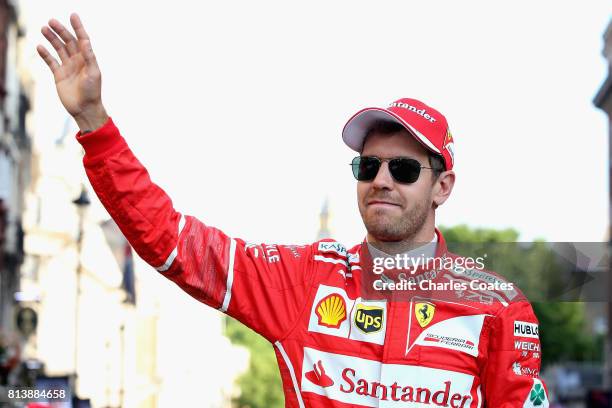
[315,294,347,328]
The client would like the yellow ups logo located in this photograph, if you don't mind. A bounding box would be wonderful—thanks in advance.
[354,304,384,333]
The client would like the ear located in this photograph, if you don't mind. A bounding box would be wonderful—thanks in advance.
[432,170,455,207]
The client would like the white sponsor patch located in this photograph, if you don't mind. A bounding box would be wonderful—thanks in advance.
[446,142,455,164]
[522,378,549,408]
[318,242,347,257]
[349,299,387,345]
[301,348,475,407]
[308,285,354,338]
[308,286,387,345]
[514,321,539,339]
[412,315,486,357]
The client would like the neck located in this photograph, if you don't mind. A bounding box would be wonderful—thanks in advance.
[367,218,436,256]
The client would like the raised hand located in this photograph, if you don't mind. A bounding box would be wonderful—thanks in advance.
[36,13,108,132]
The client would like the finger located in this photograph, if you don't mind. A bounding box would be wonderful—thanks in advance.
[36,44,60,74]
[78,38,97,67]
[48,18,79,56]
[41,26,70,63]
[70,14,96,66]
[70,13,89,41]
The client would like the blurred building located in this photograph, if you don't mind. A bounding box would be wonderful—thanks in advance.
[20,114,129,404]
[317,199,331,240]
[594,18,612,391]
[15,11,245,404]
[0,0,31,386]
[595,21,612,241]
[19,118,249,408]
[20,118,246,407]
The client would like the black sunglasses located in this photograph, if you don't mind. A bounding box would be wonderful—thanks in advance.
[350,156,433,184]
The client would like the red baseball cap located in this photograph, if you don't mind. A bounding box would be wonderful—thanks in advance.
[342,97,455,170]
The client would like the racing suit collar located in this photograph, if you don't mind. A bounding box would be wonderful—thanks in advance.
[348,229,449,300]
[366,232,438,262]
[363,228,447,262]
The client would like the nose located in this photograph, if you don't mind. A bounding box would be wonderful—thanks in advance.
[371,161,394,190]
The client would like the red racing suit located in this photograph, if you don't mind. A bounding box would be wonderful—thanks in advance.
[75,118,549,408]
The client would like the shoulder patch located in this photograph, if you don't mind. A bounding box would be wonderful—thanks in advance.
[318,242,347,257]
[449,257,522,304]
[450,264,520,301]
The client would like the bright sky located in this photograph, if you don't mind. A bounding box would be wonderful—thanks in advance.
[21,0,611,244]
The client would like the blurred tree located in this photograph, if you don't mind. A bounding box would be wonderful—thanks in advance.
[532,302,603,364]
[225,317,284,408]
[440,224,604,366]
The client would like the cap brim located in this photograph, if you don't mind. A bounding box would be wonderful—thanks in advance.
[342,107,441,154]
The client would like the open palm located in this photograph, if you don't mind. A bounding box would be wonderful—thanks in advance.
[37,13,108,131]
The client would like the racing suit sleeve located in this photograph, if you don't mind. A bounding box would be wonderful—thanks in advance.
[75,117,314,342]
[482,301,549,407]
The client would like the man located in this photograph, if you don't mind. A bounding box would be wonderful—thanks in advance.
[37,13,549,407]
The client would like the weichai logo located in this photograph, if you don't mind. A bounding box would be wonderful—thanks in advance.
[314,367,471,407]
[315,294,347,328]
[515,341,540,352]
[354,304,384,333]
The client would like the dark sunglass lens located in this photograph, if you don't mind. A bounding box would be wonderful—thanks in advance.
[351,157,361,179]
[352,157,380,181]
[390,158,421,183]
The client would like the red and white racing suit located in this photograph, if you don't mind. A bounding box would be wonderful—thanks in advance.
[75,118,549,407]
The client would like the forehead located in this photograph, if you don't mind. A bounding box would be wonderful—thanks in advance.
[361,129,430,159]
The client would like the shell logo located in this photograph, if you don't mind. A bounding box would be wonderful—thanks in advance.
[315,294,347,329]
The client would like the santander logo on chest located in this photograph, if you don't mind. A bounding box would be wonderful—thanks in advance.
[301,348,475,407]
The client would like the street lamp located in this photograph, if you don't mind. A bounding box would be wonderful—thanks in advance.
[72,186,90,399]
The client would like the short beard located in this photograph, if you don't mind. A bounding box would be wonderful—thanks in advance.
[362,195,430,243]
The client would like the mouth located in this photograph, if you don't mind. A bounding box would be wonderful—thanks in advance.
[367,200,401,209]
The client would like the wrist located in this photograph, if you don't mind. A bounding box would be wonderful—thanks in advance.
[75,117,128,166]
[74,105,109,132]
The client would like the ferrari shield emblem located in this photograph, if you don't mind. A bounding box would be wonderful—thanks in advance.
[415,302,435,328]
